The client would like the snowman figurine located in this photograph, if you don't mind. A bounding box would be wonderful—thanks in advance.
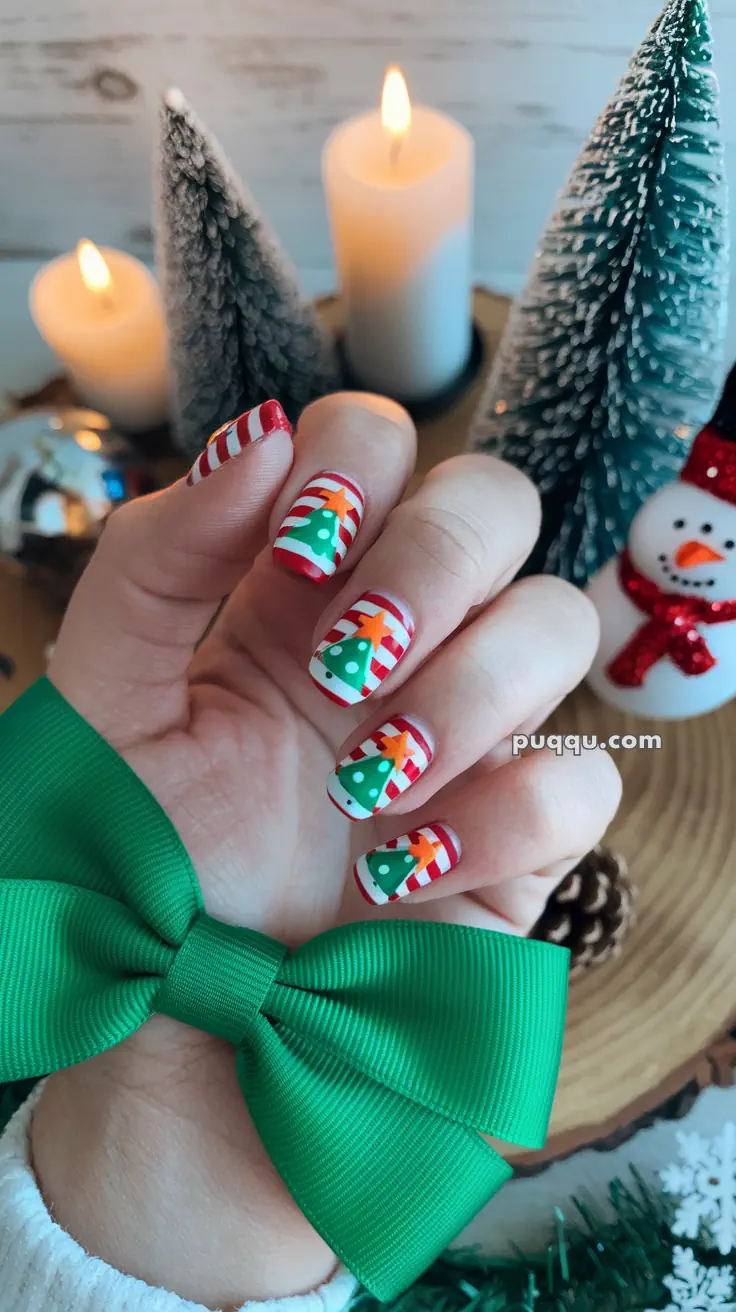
[587,367,736,720]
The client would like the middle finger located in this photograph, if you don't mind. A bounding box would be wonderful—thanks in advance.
[307,453,540,708]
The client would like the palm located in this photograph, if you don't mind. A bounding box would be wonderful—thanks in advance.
[122,555,481,947]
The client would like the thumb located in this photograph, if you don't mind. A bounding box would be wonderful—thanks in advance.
[49,402,293,743]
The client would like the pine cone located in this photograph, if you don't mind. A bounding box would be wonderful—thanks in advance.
[532,846,636,979]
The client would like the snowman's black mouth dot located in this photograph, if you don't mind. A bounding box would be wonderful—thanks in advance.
[693,581,702,588]
[658,554,667,563]
[670,574,680,584]
[708,579,716,587]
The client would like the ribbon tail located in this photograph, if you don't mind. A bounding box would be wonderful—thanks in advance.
[238,1024,512,1302]
[0,882,171,1080]
[273,921,569,1151]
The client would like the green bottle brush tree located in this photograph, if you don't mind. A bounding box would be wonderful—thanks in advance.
[471,0,729,586]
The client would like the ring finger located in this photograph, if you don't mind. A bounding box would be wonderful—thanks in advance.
[325,574,599,822]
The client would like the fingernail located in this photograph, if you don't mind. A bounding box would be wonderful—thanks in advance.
[327,715,432,821]
[309,593,414,706]
[186,400,291,486]
[354,823,461,905]
[273,472,365,583]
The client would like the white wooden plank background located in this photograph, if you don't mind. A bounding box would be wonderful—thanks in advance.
[1,0,735,284]
[1,0,736,392]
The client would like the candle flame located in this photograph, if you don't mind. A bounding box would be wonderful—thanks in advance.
[381,66,411,137]
[77,239,112,295]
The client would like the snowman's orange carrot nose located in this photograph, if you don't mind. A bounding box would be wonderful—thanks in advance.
[675,539,726,569]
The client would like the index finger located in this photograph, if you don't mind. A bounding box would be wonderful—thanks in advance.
[269,392,417,584]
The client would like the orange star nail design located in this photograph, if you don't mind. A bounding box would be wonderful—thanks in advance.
[408,833,443,876]
[318,485,351,521]
[355,610,394,651]
[380,730,414,772]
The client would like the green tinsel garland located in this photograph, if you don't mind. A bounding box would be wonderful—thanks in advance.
[1,1082,726,1309]
[352,1174,725,1311]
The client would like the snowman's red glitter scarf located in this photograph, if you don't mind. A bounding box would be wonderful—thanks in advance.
[607,550,736,688]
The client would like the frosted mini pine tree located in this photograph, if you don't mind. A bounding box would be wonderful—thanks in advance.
[157,90,342,457]
[471,0,729,585]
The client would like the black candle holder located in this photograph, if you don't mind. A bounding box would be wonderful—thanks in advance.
[334,317,487,423]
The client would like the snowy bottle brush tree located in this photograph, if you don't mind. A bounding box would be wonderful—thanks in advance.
[470,0,729,586]
[156,90,342,457]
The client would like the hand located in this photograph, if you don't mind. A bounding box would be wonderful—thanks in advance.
[30,394,621,1310]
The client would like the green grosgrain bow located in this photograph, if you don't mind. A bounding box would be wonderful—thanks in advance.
[0,678,569,1300]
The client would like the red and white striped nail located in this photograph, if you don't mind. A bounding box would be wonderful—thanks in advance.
[354,824,461,905]
[272,472,365,583]
[186,400,291,486]
[326,715,432,821]
[309,593,414,706]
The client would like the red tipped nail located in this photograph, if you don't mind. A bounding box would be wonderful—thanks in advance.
[309,593,414,706]
[326,715,433,821]
[354,823,461,905]
[187,400,291,486]
[273,472,365,583]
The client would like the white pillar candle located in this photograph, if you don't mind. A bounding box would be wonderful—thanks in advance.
[322,67,474,405]
[30,242,169,433]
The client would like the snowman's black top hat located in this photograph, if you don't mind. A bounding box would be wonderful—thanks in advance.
[680,362,736,507]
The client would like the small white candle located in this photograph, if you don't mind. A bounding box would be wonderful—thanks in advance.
[30,242,169,433]
[323,67,474,404]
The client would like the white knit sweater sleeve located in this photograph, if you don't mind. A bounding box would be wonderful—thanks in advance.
[0,1085,358,1312]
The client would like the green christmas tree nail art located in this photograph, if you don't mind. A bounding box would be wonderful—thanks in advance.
[365,845,419,897]
[354,824,461,905]
[273,473,365,583]
[327,717,432,821]
[319,634,375,697]
[337,751,397,815]
[310,595,414,707]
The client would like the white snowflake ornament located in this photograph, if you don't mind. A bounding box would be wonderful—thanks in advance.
[661,1124,736,1255]
[646,1246,736,1312]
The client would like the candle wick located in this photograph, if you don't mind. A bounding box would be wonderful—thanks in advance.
[389,135,403,167]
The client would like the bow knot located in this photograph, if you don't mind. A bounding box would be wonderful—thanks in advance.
[0,679,569,1301]
[157,914,286,1046]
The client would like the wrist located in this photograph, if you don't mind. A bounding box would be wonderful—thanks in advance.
[30,1017,336,1310]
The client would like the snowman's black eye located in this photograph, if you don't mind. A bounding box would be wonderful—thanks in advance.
[701,523,713,534]
[725,540,735,550]
[674,519,686,530]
